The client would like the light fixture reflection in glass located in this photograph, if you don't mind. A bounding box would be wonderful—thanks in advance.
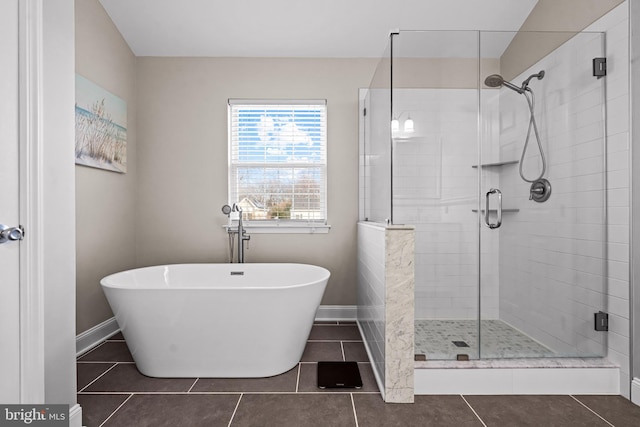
[404,116,414,133]
[391,112,415,136]
[391,118,400,133]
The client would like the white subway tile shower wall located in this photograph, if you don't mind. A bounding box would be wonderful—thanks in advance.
[392,89,500,320]
[357,222,387,388]
[500,34,606,356]
[498,31,607,356]
[498,3,630,395]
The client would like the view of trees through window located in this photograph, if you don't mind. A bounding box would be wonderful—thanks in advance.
[229,101,327,221]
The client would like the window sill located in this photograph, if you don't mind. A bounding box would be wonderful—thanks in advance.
[223,223,331,234]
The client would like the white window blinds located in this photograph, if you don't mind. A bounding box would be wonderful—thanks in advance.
[228,99,327,223]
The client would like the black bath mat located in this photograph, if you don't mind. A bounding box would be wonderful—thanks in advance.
[317,361,362,389]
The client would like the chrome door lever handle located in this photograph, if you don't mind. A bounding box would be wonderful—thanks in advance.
[0,224,24,244]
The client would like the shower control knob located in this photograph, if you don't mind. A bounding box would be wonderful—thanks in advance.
[0,224,25,244]
[529,179,551,203]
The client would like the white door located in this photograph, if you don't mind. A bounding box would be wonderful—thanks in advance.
[0,0,22,403]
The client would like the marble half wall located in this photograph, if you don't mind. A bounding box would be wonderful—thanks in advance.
[357,222,415,403]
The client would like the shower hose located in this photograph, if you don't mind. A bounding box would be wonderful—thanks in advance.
[519,88,546,183]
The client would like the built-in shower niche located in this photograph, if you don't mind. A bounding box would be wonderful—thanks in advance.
[358,29,619,397]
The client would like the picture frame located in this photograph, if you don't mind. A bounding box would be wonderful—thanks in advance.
[75,74,127,173]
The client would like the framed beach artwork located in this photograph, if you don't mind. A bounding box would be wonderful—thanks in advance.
[75,74,127,173]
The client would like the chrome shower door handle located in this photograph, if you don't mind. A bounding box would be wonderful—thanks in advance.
[494,188,502,229]
[484,188,502,229]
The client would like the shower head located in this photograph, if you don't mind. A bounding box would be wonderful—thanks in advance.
[484,74,504,87]
[483,74,523,94]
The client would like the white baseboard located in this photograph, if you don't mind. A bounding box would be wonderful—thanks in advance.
[69,403,82,427]
[315,305,357,321]
[76,317,120,357]
[632,378,640,406]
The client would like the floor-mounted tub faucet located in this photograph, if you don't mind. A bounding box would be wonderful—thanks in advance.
[222,203,250,263]
[232,203,250,263]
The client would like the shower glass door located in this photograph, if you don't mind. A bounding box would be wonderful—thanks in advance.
[391,31,482,360]
[391,30,607,361]
[479,31,607,359]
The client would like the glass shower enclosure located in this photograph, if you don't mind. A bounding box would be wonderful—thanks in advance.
[361,30,608,361]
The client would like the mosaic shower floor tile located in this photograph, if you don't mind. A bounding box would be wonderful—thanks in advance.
[415,319,556,360]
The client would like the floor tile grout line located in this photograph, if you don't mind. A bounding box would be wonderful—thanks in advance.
[76,341,107,361]
[460,395,488,427]
[314,323,355,326]
[295,364,301,393]
[98,393,133,427]
[78,362,119,393]
[569,395,616,427]
[350,393,359,427]
[187,378,199,393]
[78,391,381,395]
[298,361,371,365]
[227,393,243,427]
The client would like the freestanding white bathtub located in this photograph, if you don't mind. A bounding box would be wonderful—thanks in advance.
[100,263,329,378]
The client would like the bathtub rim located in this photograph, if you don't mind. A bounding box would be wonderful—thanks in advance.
[100,262,331,291]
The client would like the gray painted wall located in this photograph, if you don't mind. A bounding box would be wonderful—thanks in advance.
[74,0,378,332]
[75,0,137,334]
[135,57,378,305]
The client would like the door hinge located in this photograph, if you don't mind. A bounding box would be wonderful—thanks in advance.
[363,107,367,116]
[593,58,606,79]
[594,311,608,331]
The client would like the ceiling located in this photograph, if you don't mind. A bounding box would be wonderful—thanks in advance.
[99,0,538,58]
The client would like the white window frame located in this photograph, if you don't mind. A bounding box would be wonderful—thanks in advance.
[227,99,330,234]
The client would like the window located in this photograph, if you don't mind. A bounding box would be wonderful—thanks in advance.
[228,99,328,231]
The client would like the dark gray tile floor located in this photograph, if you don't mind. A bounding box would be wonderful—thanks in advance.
[77,322,640,427]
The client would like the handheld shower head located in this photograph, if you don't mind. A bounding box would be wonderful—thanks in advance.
[521,70,545,90]
[483,74,523,94]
